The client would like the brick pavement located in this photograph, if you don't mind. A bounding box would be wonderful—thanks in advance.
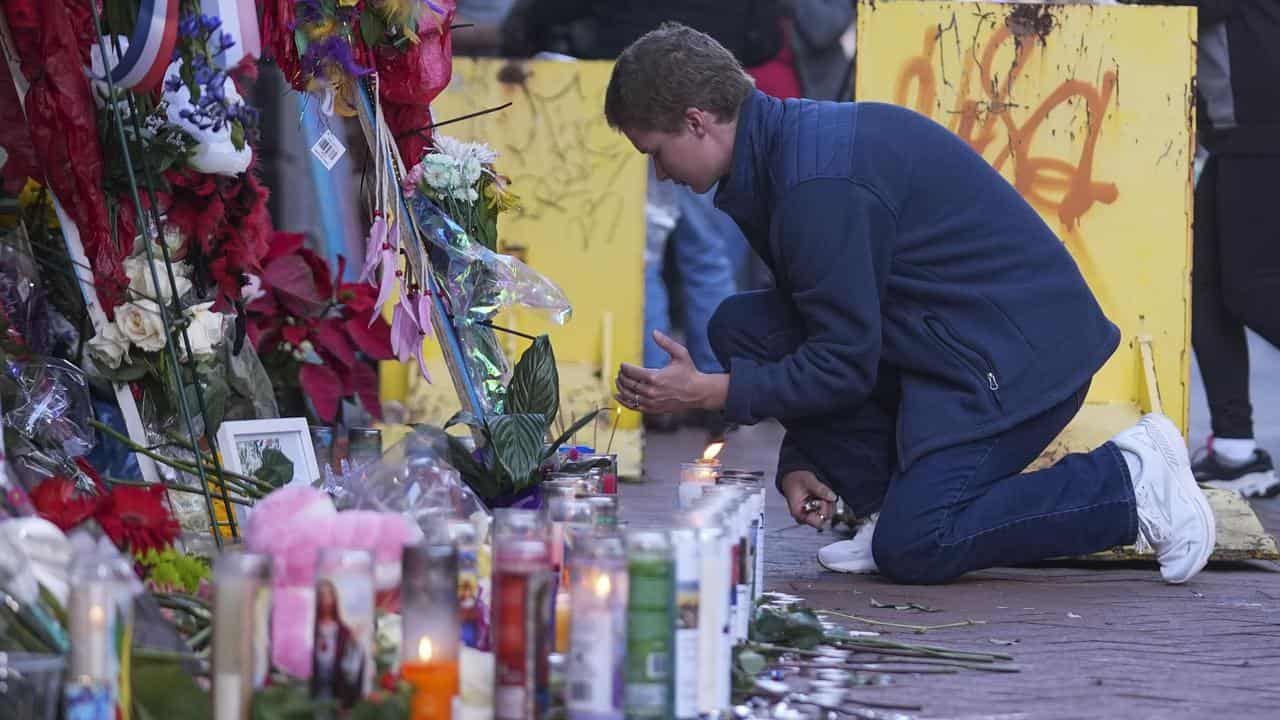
[622,422,1280,720]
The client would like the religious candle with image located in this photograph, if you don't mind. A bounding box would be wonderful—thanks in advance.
[311,549,376,709]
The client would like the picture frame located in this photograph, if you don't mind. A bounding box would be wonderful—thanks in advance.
[215,417,321,488]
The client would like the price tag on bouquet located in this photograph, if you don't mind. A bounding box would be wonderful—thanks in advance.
[310,129,347,170]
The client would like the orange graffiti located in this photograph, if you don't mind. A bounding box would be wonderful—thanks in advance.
[895,23,1119,230]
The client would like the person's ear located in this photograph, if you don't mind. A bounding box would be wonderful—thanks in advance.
[685,107,708,138]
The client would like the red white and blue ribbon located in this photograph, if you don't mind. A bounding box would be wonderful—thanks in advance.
[104,0,180,92]
[202,0,262,68]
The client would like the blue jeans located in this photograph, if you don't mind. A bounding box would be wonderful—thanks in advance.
[708,290,1138,584]
[644,185,738,372]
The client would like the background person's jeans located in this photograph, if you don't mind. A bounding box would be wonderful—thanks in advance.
[644,183,737,372]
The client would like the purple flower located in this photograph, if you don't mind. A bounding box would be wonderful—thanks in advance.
[302,36,372,82]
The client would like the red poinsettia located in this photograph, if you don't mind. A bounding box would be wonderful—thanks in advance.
[246,232,394,422]
[30,459,180,554]
[151,161,272,313]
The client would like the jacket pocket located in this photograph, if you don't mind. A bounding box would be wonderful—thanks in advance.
[923,316,1002,402]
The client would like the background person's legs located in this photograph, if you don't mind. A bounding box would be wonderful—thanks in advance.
[1192,154,1280,495]
[666,185,737,373]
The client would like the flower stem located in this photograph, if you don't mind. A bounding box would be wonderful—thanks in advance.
[817,608,987,634]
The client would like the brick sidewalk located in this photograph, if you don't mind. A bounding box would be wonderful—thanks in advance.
[622,423,1280,720]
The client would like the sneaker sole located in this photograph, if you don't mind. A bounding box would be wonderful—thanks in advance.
[817,538,879,575]
[816,551,879,575]
[1202,470,1280,499]
[1144,415,1216,583]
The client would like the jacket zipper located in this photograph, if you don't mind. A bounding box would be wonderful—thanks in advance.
[925,317,1001,397]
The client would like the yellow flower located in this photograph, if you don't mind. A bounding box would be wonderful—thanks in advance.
[307,18,338,39]
[17,179,59,229]
[338,0,359,6]
[483,177,521,213]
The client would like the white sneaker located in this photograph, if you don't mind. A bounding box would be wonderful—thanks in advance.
[817,513,879,574]
[1111,414,1216,584]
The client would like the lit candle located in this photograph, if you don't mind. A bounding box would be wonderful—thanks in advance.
[492,509,553,720]
[213,552,273,720]
[545,496,595,655]
[677,442,724,509]
[66,557,130,720]
[401,542,460,720]
[566,530,627,720]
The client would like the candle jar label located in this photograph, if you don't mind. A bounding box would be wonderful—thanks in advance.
[311,569,375,708]
[494,570,552,720]
[457,547,490,652]
[671,533,700,719]
[567,607,624,715]
[626,561,674,719]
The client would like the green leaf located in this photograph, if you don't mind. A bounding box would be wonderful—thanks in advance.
[230,122,245,152]
[488,413,547,492]
[252,682,336,720]
[445,410,481,430]
[132,655,213,720]
[445,434,501,500]
[750,605,827,650]
[543,409,601,460]
[736,648,767,675]
[99,359,151,383]
[360,8,388,48]
[507,335,559,422]
[253,447,295,490]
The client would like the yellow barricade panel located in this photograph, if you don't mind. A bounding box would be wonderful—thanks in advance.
[856,1,1196,433]
[391,59,648,471]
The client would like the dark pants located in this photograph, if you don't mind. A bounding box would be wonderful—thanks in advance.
[709,290,1138,584]
[1192,154,1280,440]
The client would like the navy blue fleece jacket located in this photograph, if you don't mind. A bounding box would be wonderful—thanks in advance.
[713,91,1120,474]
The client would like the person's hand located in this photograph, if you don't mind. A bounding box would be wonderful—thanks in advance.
[614,330,727,413]
[780,470,837,529]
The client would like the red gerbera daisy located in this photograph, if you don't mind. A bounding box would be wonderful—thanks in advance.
[95,483,181,554]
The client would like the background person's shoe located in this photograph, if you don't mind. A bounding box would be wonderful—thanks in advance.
[1111,414,1216,584]
[817,513,878,574]
[1192,446,1280,498]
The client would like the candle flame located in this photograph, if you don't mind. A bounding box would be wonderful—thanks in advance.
[594,573,612,598]
[418,637,433,662]
[701,442,724,462]
[88,605,106,626]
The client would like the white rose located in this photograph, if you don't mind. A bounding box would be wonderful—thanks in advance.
[115,301,168,353]
[184,302,225,358]
[87,322,131,369]
[125,255,192,303]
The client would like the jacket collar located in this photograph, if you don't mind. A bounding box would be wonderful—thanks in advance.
[714,90,782,234]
